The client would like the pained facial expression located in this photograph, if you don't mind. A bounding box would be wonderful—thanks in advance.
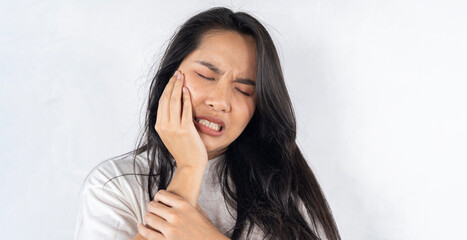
[177,30,257,160]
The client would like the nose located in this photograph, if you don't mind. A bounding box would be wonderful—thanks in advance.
[205,81,231,112]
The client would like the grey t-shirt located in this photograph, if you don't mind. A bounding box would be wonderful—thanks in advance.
[74,152,326,239]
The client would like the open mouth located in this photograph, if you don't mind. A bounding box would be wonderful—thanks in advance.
[194,118,223,132]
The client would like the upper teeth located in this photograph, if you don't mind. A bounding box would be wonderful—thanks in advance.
[196,119,222,131]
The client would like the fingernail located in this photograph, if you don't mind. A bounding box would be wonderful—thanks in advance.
[177,72,182,80]
[173,70,179,78]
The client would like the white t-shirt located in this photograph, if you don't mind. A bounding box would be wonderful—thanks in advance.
[74,152,326,240]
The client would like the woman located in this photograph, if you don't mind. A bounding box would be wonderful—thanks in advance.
[74,7,341,240]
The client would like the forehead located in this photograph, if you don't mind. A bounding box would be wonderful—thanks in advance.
[186,30,257,77]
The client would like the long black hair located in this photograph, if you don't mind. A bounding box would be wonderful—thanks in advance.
[122,6,340,240]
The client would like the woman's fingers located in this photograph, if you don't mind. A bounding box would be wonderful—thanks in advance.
[181,85,194,127]
[153,190,186,209]
[138,222,164,239]
[156,71,179,128]
[169,71,184,125]
[148,201,173,222]
[144,211,168,232]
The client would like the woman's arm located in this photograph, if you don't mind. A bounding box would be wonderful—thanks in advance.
[132,162,209,240]
[133,72,228,239]
[166,163,207,207]
[152,70,209,208]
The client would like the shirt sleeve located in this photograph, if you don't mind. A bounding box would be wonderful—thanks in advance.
[74,163,139,240]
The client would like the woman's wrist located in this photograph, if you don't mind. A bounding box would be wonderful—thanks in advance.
[214,233,231,240]
[166,164,207,207]
[212,232,231,240]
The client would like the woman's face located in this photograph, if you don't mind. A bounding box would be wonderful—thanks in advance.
[177,30,257,160]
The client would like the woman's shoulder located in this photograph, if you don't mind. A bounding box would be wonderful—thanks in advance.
[75,151,151,239]
[81,151,151,197]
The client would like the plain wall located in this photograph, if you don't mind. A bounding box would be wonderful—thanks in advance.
[1,0,466,239]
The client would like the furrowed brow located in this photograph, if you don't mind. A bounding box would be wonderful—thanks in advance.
[195,60,256,86]
[195,60,223,75]
[234,78,256,86]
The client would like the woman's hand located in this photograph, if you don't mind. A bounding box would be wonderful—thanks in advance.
[138,190,228,240]
[155,70,208,168]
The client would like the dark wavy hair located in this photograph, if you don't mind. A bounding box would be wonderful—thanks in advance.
[119,6,340,240]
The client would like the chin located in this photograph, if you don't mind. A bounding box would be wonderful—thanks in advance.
[202,140,221,152]
[200,138,226,153]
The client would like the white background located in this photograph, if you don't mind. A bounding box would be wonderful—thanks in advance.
[1,0,466,239]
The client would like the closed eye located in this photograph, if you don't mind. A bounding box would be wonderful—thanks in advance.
[196,73,215,81]
[197,73,252,96]
[236,88,251,96]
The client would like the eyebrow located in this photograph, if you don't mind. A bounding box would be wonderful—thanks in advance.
[195,60,256,86]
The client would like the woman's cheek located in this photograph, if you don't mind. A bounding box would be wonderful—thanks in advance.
[183,78,199,100]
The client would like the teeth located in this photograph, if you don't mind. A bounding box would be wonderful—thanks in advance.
[197,119,221,131]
